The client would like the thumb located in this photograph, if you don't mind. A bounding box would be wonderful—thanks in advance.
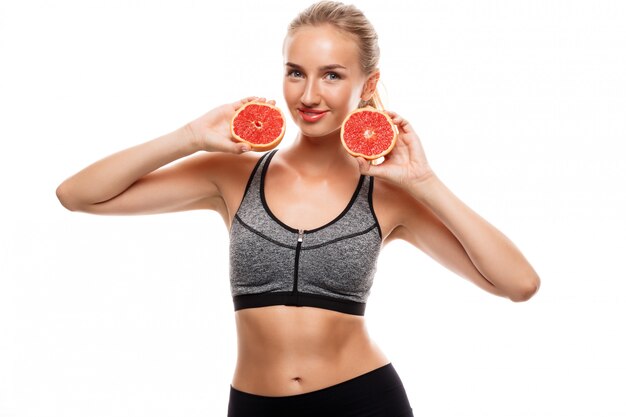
[356,157,372,174]
[232,141,251,154]
[356,156,388,176]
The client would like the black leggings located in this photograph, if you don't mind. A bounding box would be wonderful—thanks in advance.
[227,362,414,417]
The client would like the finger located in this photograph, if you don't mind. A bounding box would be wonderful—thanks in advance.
[386,111,401,122]
[238,144,252,153]
[398,117,413,130]
[355,156,369,173]
[371,156,386,166]
[382,110,414,135]
[234,96,257,110]
[229,139,251,154]
[389,114,412,132]
[384,111,404,125]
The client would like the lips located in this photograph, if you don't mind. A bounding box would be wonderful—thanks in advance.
[297,109,328,122]
[298,108,328,114]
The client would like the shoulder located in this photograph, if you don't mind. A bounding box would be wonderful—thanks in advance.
[169,150,266,212]
[198,150,269,223]
[188,150,266,191]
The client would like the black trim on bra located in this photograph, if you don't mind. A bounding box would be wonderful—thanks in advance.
[234,214,378,250]
[229,150,274,235]
[233,214,296,249]
[233,291,366,316]
[242,150,273,201]
[260,148,366,234]
[368,176,383,240]
[303,223,379,250]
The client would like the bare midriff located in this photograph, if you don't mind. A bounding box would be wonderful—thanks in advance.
[231,305,390,397]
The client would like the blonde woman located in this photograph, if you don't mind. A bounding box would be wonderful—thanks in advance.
[56,1,540,416]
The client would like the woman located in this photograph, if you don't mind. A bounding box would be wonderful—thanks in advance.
[56,1,540,416]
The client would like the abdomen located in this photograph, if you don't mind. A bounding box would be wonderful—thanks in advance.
[230,305,390,396]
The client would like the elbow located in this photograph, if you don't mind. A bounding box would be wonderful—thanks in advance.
[56,183,79,212]
[509,275,541,302]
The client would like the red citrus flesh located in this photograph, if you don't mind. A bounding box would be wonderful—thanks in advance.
[340,107,398,160]
[230,102,286,151]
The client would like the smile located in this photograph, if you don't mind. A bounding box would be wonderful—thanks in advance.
[297,109,328,122]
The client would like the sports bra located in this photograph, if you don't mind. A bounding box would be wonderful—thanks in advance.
[228,148,383,316]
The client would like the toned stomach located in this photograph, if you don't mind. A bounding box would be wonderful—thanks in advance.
[231,305,390,397]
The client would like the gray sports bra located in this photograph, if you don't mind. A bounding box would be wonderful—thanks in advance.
[228,148,382,316]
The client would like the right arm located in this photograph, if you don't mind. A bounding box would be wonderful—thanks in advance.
[56,96,273,215]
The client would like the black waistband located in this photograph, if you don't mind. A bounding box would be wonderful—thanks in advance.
[227,362,414,416]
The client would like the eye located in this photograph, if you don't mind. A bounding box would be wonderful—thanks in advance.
[285,70,342,80]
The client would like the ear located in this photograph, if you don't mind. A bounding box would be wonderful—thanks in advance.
[361,70,381,101]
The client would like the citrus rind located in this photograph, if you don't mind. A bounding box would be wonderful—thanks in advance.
[340,106,398,160]
[230,101,286,151]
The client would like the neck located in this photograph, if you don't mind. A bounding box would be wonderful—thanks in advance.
[282,129,358,177]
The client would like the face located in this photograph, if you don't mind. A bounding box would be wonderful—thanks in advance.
[282,24,379,138]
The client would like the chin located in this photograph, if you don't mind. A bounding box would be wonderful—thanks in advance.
[300,126,342,139]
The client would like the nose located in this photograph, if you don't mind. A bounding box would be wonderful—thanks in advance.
[300,78,321,107]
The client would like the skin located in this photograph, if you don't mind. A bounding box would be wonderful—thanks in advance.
[56,24,540,397]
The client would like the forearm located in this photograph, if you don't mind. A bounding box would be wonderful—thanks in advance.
[56,124,200,209]
[407,173,540,301]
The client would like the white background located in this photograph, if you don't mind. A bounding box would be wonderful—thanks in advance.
[1,0,625,416]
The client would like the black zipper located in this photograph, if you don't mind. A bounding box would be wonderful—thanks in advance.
[293,228,305,301]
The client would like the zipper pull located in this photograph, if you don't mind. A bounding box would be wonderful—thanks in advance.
[298,228,304,242]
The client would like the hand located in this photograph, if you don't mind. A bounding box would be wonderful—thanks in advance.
[353,109,435,190]
[184,96,276,153]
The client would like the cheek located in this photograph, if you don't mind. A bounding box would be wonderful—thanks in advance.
[283,81,298,102]
[325,85,357,104]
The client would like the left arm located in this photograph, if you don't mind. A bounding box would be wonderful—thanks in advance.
[355,109,540,302]
[403,172,541,301]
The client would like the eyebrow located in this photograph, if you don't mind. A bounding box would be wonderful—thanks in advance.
[285,62,347,71]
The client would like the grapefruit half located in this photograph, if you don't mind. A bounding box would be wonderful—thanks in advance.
[340,106,398,161]
[230,101,286,151]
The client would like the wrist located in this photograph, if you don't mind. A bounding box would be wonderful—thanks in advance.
[181,123,205,153]
[405,170,441,202]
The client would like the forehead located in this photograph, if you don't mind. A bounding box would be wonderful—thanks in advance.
[283,25,359,70]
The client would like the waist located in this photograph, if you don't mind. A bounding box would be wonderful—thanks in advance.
[231,305,389,396]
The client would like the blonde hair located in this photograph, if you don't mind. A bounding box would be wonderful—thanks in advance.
[285,0,384,110]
